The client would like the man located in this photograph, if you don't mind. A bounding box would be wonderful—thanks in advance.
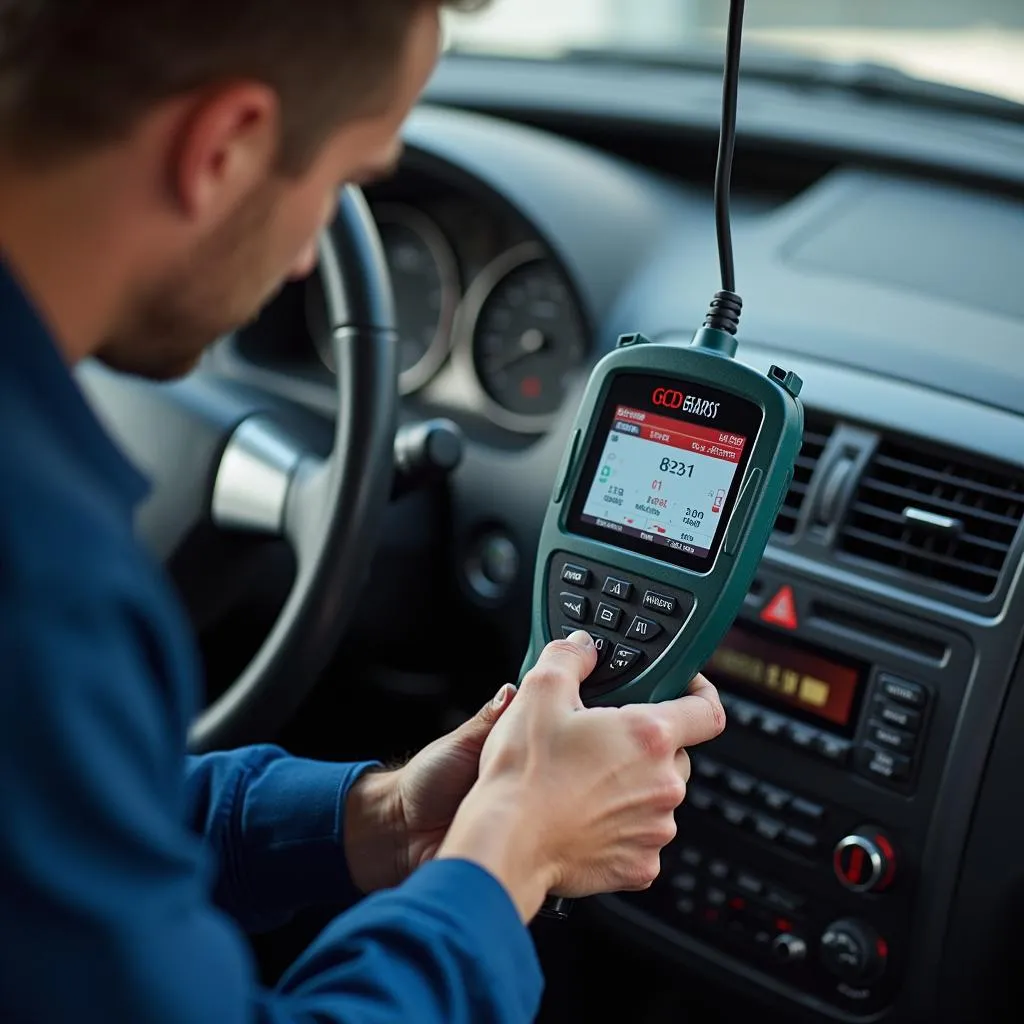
[0,2,726,1021]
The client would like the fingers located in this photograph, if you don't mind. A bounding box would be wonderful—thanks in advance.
[651,674,727,749]
[479,683,517,724]
[519,631,598,705]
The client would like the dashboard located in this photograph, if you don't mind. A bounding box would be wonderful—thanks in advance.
[210,53,1024,1024]
[233,160,592,443]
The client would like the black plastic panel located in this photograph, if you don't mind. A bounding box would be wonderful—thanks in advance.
[593,566,976,1020]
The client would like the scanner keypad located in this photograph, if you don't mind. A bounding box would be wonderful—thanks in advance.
[546,551,695,697]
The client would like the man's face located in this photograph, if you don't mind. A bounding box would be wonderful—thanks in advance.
[97,6,440,380]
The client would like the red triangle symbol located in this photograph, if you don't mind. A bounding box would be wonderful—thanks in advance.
[760,585,799,630]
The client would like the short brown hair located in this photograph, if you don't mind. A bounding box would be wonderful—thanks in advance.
[0,0,485,172]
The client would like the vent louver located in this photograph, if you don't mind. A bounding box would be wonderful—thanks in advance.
[774,416,835,535]
[840,438,1024,597]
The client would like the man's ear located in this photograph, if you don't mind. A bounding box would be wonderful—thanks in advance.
[171,83,281,222]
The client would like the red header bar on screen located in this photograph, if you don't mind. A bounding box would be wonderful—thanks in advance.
[613,405,748,462]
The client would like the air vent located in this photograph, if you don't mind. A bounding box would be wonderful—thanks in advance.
[774,416,835,535]
[840,438,1024,597]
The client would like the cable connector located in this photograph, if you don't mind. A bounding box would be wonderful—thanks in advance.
[703,289,743,336]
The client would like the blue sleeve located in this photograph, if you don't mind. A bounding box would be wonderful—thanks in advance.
[0,585,544,1024]
[183,747,379,932]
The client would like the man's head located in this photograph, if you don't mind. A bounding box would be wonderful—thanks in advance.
[0,0,483,377]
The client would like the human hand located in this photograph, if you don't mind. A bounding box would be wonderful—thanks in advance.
[436,631,726,921]
[345,683,517,894]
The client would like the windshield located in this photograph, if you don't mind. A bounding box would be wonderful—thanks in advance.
[445,0,1024,106]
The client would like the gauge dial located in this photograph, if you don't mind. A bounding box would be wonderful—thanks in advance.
[465,244,586,429]
[376,206,460,393]
[316,204,459,394]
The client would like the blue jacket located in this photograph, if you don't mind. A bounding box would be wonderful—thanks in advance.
[0,260,542,1022]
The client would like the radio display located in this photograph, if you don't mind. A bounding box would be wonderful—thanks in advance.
[567,374,764,572]
[707,622,867,734]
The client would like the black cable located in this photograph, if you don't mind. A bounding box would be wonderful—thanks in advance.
[704,0,746,337]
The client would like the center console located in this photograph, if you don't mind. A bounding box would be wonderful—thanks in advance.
[594,564,976,1019]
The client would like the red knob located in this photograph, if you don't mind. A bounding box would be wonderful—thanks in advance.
[833,829,896,893]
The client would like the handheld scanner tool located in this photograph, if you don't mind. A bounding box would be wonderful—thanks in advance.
[521,333,803,705]
[522,0,805,918]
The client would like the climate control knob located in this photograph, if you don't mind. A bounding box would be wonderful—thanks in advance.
[833,828,896,892]
[771,932,807,964]
[820,918,888,985]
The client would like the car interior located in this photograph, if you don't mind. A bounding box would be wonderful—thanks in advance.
[79,3,1024,1022]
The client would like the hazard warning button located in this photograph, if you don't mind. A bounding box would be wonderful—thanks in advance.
[760,585,799,631]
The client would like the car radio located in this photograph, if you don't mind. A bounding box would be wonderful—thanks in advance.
[708,619,934,793]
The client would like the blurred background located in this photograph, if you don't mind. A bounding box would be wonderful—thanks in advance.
[446,0,1024,104]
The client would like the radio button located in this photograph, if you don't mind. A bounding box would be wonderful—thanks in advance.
[731,701,762,729]
[725,771,757,798]
[759,714,788,739]
[560,563,592,588]
[594,602,624,631]
[765,886,805,914]
[869,723,917,754]
[602,576,633,601]
[736,872,764,897]
[814,734,852,765]
[753,815,784,842]
[719,801,748,828]
[790,797,825,823]
[782,827,819,855]
[625,615,662,643]
[880,674,928,708]
[758,784,792,813]
[708,859,730,880]
[706,887,728,908]
[686,785,716,812]
[672,872,698,893]
[643,590,677,615]
[856,745,911,784]
[693,757,724,783]
[608,643,641,675]
[877,701,922,733]
[680,846,703,868]
[559,593,589,623]
[786,723,819,752]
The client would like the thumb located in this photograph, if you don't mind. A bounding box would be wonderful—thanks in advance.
[454,683,518,748]
[520,631,598,707]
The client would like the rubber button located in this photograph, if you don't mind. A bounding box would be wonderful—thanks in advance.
[602,576,633,601]
[643,590,677,615]
[560,563,592,588]
[625,615,662,643]
[559,593,589,623]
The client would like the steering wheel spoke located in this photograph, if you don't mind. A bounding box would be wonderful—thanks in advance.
[211,416,308,538]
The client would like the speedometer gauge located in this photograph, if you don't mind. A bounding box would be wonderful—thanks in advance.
[316,204,459,394]
[460,243,586,432]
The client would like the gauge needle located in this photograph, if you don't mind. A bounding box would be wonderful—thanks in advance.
[488,328,547,372]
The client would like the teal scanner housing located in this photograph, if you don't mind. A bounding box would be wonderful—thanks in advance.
[519,329,804,706]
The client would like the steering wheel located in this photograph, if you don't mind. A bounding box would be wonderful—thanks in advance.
[79,187,398,753]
